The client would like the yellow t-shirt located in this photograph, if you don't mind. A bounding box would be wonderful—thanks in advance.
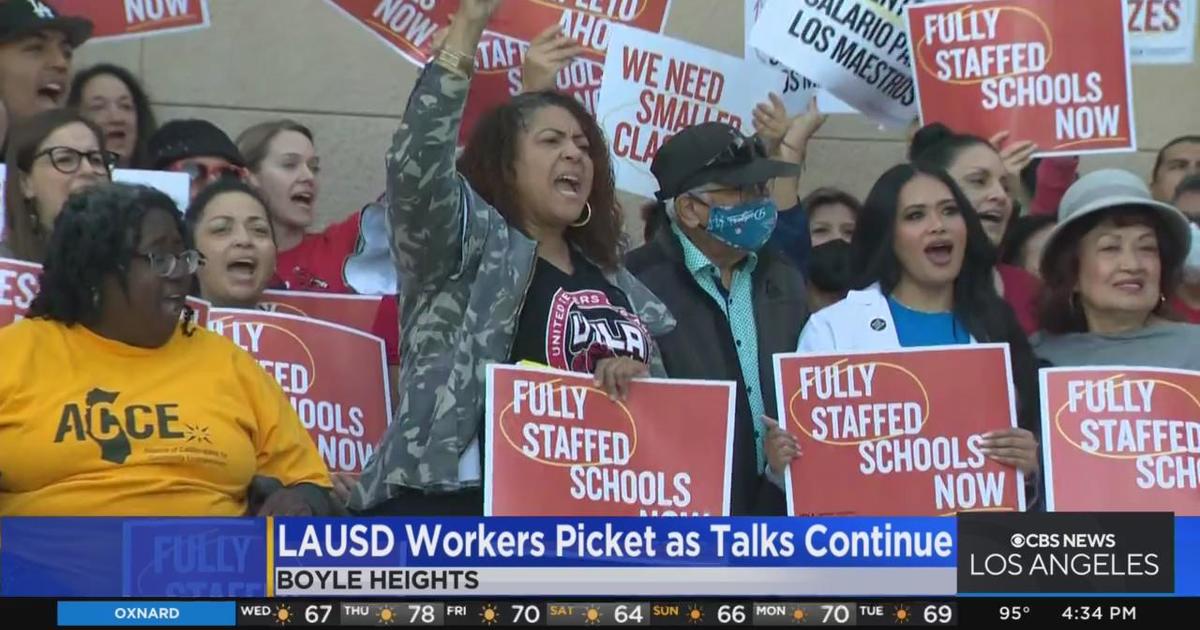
[0,318,331,516]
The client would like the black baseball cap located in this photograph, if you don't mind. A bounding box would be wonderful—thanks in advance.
[148,119,246,170]
[0,0,93,48]
[651,122,800,201]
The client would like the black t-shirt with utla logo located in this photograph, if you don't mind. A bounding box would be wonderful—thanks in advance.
[510,250,652,373]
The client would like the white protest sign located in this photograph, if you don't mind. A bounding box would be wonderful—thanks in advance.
[113,169,191,213]
[1127,0,1196,64]
[0,166,191,242]
[597,24,779,198]
[745,0,858,114]
[750,0,917,128]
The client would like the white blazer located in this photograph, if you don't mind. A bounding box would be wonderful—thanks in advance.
[796,284,976,352]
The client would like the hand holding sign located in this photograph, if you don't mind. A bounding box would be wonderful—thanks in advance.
[989,131,1039,177]
[592,356,649,403]
[981,427,1040,475]
[522,24,588,93]
[766,420,801,476]
[330,472,358,505]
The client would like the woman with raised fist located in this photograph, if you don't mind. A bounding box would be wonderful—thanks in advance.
[350,0,674,516]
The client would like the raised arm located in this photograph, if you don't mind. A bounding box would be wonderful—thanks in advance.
[386,1,500,282]
[754,94,826,213]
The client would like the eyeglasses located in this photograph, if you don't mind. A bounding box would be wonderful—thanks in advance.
[134,250,206,278]
[169,161,247,184]
[33,147,117,175]
[701,132,767,170]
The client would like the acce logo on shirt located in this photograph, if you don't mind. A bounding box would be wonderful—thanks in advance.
[53,388,194,464]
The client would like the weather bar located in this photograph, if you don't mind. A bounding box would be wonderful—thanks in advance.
[45,598,1199,627]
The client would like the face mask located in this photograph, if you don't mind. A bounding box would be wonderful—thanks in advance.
[806,240,852,293]
[1185,222,1200,283]
[702,198,779,251]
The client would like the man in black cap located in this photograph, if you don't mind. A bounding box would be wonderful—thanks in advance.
[148,118,248,200]
[0,0,92,126]
[626,121,809,515]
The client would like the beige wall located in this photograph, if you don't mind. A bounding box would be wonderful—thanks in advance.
[74,0,1200,243]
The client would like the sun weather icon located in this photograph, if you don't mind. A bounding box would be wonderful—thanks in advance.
[894,604,911,624]
[377,606,395,625]
[584,606,602,624]
[274,603,292,625]
[481,603,499,625]
[686,604,704,624]
[792,606,808,623]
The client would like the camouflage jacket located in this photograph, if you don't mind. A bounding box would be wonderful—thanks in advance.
[350,64,675,507]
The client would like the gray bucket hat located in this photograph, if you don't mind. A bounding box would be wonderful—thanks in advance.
[1040,169,1191,274]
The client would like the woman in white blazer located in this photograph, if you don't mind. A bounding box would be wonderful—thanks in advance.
[785,163,1043,501]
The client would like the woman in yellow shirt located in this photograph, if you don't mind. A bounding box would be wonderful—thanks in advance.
[0,183,336,516]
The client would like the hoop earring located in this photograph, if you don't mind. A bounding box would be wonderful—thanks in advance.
[570,202,592,228]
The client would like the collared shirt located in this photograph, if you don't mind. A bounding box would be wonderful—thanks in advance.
[671,224,766,471]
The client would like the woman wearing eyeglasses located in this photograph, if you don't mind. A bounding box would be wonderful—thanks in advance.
[2,108,113,261]
[0,183,338,517]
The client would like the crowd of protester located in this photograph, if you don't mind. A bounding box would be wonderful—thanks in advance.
[0,0,1197,518]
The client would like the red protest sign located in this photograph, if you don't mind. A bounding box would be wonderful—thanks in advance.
[1041,367,1200,514]
[50,0,210,42]
[327,2,666,143]
[0,257,40,328]
[329,0,671,66]
[490,0,672,63]
[208,309,392,474]
[185,296,210,329]
[906,0,1136,156]
[258,289,383,337]
[324,0,454,66]
[774,346,1024,516]
[461,32,603,144]
[485,364,735,516]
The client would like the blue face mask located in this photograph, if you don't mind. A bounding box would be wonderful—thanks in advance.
[702,198,779,251]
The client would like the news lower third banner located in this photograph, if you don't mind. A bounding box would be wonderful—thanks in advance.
[0,516,1197,598]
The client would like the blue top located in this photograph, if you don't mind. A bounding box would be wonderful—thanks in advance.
[766,202,810,271]
[886,296,972,347]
